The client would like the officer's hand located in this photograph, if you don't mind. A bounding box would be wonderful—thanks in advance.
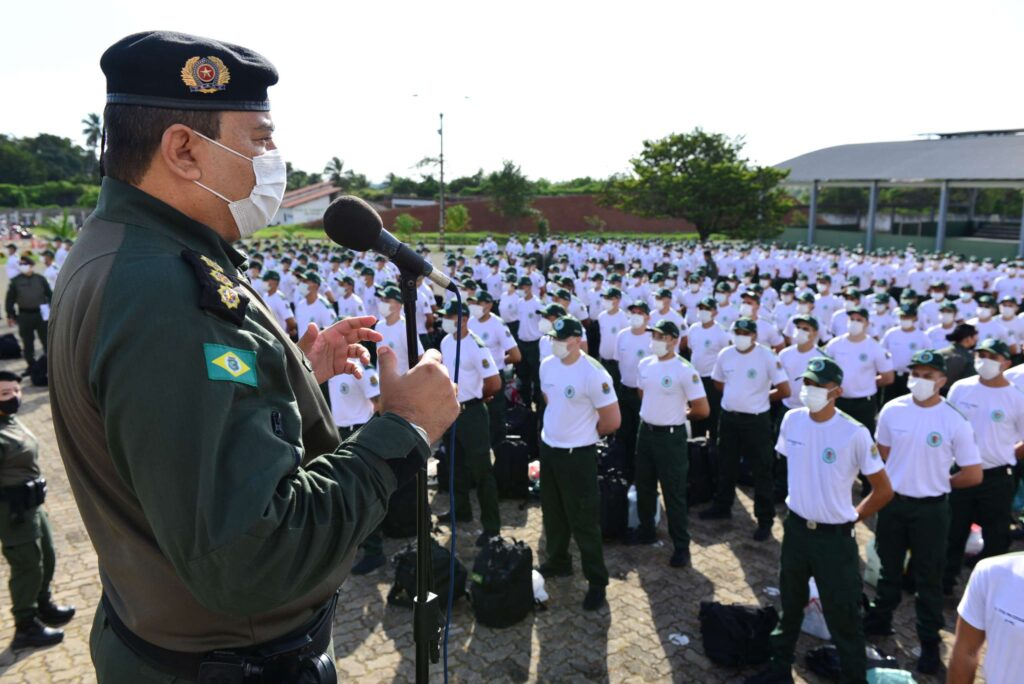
[378,345,459,444]
[298,315,384,384]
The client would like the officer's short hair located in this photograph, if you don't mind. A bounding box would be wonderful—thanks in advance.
[0,371,21,383]
[103,104,222,185]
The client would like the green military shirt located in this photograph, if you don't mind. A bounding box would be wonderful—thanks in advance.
[0,415,41,488]
[48,178,428,651]
[5,272,52,318]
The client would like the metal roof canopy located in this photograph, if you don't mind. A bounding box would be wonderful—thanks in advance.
[773,132,1024,255]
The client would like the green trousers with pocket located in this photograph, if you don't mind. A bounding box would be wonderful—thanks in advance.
[634,425,689,550]
[1,504,55,623]
[943,467,1015,590]
[714,410,775,524]
[450,400,500,535]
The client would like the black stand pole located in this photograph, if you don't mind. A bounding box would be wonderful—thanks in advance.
[399,267,441,683]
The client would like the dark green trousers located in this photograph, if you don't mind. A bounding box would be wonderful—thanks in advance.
[835,395,876,435]
[516,340,541,409]
[617,387,641,480]
[943,467,1015,590]
[17,310,46,364]
[487,384,507,447]
[539,443,609,587]
[634,425,689,550]
[450,401,500,535]
[884,374,909,404]
[770,515,867,684]
[690,376,721,441]
[1,507,55,622]
[340,424,385,557]
[872,496,949,642]
[714,410,775,524]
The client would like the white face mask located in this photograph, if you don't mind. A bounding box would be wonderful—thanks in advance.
[899,318,915,331]
[650,339,670,357]
[377,300,392,318]
[296,283,310,298]
[759,279,771,288]
[1000,305,1016,318]
[874,304,888,315]
[782,294,794,303]
[738,303,754,317]
[797,303,811,314]
[793,328,811,345]
[602,299,616,312]
[974,357,1002,380]
[978,308,993,321]
[908,375,936,402]
[844,300,858,311]
[538,318,554,335]
[848,320,865,336]
[689,284,700,293]
[931,292,944,302]
[18,265,32,275]
[469,304,484,319]
[698,310,713,324]
[191,131,286,238]
[732,333,753,351]
[551,339,570,359]
[939,312,954,325]
[874,287,886,294]
[442,318,457,334]
[799,385,832,413]
[960,292,973,301]
[715,292,727,304]
[665,279,676,288]
[629,313,646,329]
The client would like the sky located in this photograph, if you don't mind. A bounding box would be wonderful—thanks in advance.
[4,0,1024,185]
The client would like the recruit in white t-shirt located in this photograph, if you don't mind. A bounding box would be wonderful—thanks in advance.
[540,354,617,449]
[711,344,788,414]
[615,327,653,388]
[327,360,379,428]
[440,332,498,403]
[687,321,730,377]
[947,377,1024,469]
[778,344,822,409]
[957,552,1024,684]
[637,355,707,427]
[825,334,894,399]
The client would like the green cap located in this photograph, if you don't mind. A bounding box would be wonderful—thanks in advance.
[779,282,795,293]
[976,338,1011,359]
[303,272,322,286]
[792,314,819,331]
[733,317,757,334]
[552,288,572,301]
[740,289,761,302]
[360,267,374,277]
[655,287,673,299]
[647,319,680,338]
[697,296,717,310]
[378,285,403,302]
[715,281,732,293]
[540,303,568,318]
[603,287,623,299]
[898,304,918,317]
[517,276,532,287]
[802,356,843,386]
[797,292,816,303]
[548,316,584,339]
[627,299,651,314]
[261,270,280,281]
[938,300,958,312]
[339,275,354,286]
[872,293,890,304]
[470,289,494,304]
[909,348,946,373]
[443,300,469,317]
[848,306,869,320]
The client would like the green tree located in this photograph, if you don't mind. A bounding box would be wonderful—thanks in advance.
[22,133,94,182]
[444,204,471,233]
[45,208,77,239]
[484,160,534,218]
[0,135,46,184]
[82,112,102,178]
[285,162,322,191]
[601,129,792,242]
[324,157,346,187]
[393,213,423,242]
[583,214,607,234]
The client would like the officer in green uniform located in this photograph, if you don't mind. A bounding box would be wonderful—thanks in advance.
[5,255,52,367]
[939,323,979,393]
[0,370,76,649]
[48,31,459,682]
[744,357,894,684]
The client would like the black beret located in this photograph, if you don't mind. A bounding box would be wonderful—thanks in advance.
[102,31,278,111]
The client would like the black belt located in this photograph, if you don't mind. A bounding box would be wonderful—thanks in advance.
[721,409,770,418]
[460,398,483,409]
[640,421,685,434]
[100,592,338,683]
[838,395,875,402]
[787,511,854,536]
[894,492,947,504]
[543,443,596,455]
[17,307,40,313]
[983,466,1014,480]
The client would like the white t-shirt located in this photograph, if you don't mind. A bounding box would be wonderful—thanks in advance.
[336,292,365,320]
[778,344,821,409]
[925,323,957,349]
[598,309,628,360]
[327,360,379,428]
[776,408,883,524]
[687,321,730,377]
[957,552,1024,684]
[261,290,294,332]
[377,316,425,374]
[876,395,982,496]
[649,307,685,331]
[540,353,617,448]
[440,332,498,402]
[293,296,335,331]
[614,327,653,388]
[711,344,789,414]
[468,314,517,369]
[1007,364,1024,392]
[881,327,933,373]
[947,377,1024,469]
[825,335,894,399]
[637,355,706,426]
[517,296,544,342]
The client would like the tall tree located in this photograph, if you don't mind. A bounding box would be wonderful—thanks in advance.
[82,112,102,176]
[324,157,346,187]
[484,160,534,219]
[601,129,792,242]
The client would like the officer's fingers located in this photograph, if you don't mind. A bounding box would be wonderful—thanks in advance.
[418,348,444,366]
[297,323,319,354]
[377,345,400,385]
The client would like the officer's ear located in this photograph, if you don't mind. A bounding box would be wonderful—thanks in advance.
[158,124,203,182]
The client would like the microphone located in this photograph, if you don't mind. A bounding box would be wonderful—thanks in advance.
[323,195,456,292]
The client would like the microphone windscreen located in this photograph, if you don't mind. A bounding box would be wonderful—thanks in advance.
[322,195,383,252]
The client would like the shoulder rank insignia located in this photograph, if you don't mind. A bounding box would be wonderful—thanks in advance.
[182,250,249,326]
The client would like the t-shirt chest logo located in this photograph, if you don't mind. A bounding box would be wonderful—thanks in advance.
[636,349,645,359]
[909,342,918,350]
[564,385,576,398]
[859,352,868,362]
[991,409,1006,423]
[821,447,837,464]
[661,376,672,388]
[339,383,350,395]
[611,326,618,334]
[746,368,757,379]
[482,332,489,340]
[926,431,943,448]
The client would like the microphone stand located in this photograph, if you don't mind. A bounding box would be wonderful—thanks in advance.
[399,266,441,683]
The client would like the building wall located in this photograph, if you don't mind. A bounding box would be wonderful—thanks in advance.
[274,195,331,226]
[777,227,1017,259]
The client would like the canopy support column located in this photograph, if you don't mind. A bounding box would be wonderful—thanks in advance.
[866,180,878,252]
[935,180,950,252]
[807,181,818,246]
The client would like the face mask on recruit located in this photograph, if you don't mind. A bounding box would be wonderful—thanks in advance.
[899,319,915,331]
[960,292,973,301]
[469,304,484,319]
[797,303,811,314]
[18,265,32,276]
[930,291,944,301]
[1001,306,1016,318]
[844,300,858,312]
[975,357,1002,380]
[191,130,287,239]
[296,283,309,298]
[650,339,670,357]
[0,396,20,415]
[551,340,570,359]
[739,303,754,317]
[689,284,700,293]
[978,308,993,321]
[799,385,832,413]
[715,293,728,304]
[907,375,936,402]
[874,304,888,316]
[698,310,713,324]
[732,334,753,351]
[377,301,392,318]
[441,318,458,335]
[603,299,616,312]
[629,314,646,329]
[665,279,676,288]
[847,320,865,336]
[538,318,553,335]
[940,312,954,325]
[793,328,811,345]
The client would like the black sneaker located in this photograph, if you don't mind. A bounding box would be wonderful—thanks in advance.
[669,548,690,568]
[753,523,773,542]
[36,593,75,627]
[350,553,386,576]
[582,585,606,611]
[537,564,573,579]
[698,506,732,520]
[437,510,472,524]
[862,611,894,636]
[625,529,657,546]
[917,639,941,674]
[11,618,63,649]
[743,667,794,684]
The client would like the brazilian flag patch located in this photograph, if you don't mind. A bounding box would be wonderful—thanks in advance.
[204,343,257,387]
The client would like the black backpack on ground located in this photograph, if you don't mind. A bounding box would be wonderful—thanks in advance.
[469,537,534,628]
[382,474,417,538]
[698,601,778,666]
[493,438,530,499]
[0,334,20,360]
[387,538,467,609]
[505,402,538,457]
[687,438,716,507]
[805,644,899,681]
[27,355,47,387]
[597,439,629,541]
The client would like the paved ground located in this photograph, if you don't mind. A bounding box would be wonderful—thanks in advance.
[0,335,999,683]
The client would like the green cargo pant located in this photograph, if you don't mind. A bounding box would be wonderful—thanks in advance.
[515,340,541,409]
[450,401,500,535]
[943,466,1015,591]
[487,384,507,447]
[634,424,689,550]
[90,600,336,683]
[769,515,867,684]
[1,505,55,623]
[871,495,949,642]
[617,387,641,480]
[714,410,775,524]
[835,395,876,435]
[17,310,46,364]
[539,443,609,587]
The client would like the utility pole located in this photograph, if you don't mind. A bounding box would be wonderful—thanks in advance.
[438,112,445,252]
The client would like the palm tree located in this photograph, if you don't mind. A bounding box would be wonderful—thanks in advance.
[82,113,102,178]
[324,157,346,188]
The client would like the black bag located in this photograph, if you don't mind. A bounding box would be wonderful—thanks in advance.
[387,538,467,609]
[493,438,530,499]
[382,473,417,539]
[27,355,47,387]
[687,438,716,507]
[0,334,20,360]
[598,439,629,541]
[805,644,899,681]
[698,601,778,666]
[435,446,450,493]
[469,537,534,628]
[505,402,538,457]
